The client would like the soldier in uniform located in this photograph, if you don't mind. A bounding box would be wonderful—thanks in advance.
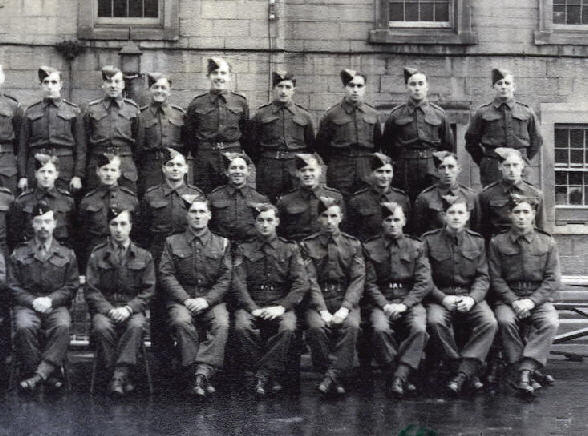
[159,198,231,398]
[301,197,364,396]
[276,153,343,242]
[7,201,79,392]
[84,65,139,193]
[136,73,186,196]
[0,64,22,194]
[346,153,410,241]
[232,203,308,396]
[413,151,480,236]
[315,69,382,200]
[363,202,432,398]
[85,208,155,396]
[18,66,85,193]
[489,195,560,395]
[247,71,315,203]
[185,57,249,194]
[383,67,454,201]
[208,153,268,243]
[423,196,497,394]
[466,68,543,187]
[0,183,13,257]
[79,154,139,269]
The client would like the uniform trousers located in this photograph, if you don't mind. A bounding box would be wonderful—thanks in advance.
[92,312,146,369]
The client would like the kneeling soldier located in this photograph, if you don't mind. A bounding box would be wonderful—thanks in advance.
[232,203,308,396]
[85,208,155,396]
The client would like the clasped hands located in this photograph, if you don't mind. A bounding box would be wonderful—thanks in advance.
[319,307,349,326]
[383,302,407,320]
[32,297,52,314]
[108,306,132,323]
[185,297,209,314]
[442,295,476,313]
[252,306,285,320]
[512,298,535,319]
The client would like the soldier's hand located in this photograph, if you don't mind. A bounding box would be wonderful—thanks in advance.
[383,303,396,317]
[69,177,82,191]
[18,177,28,191]
[260,306,285,320]
[512,299,528,318]
[252,309,263,317]
[520,298,535,312]
[184,298,200,313]
[191,298,209,313]
[319,310,333,325]
[442,296,459,311]
[456,296,475,312]
[110,308,126,322]
[32,297,52,313]
[332,307,350,325]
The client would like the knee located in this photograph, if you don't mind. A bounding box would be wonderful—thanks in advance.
[170,316,194,333]
[127,315,146,331]
[482,315,499,332]
[541,314,560,333]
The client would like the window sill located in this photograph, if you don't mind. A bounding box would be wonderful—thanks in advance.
[535,30,588,46]
[368,28,477,45]
[78,26,179,41]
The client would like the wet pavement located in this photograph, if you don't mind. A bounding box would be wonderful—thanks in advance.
[1,359,587,436]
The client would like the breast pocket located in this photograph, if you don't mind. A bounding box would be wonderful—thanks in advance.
[331,116,353,144]
[429,248,450,270]
[115,111,133,138]
[126,259,148,290]
[225,105,244,131]
[0,108,14,137]
[291,115,309,141]
[423,113,442,142]
[286,202,307,216]
[460,249,482,278]
[28,113,45,139]
[55,112,75,139]
[172,249,193,276]
[512,112,531,141]
[84,203,106,231]
[359,113,378,144]
[168,117,184,146]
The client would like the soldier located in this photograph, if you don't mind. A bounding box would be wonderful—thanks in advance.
[10,154,75,248]
[79,154,139,269]
[488,195,560,395]
[276,153,343,242]
[0,64,22,194]
[363,202,432,398]
[413,151,480,236]
[18,66,85,193]
[85,208,155,396]
[466,68,543,187]
[315,69,382,199]
[0,184,13,257]
[423,196,497,394]
[301,197,364,396]
[84,65,139,193]
[136,73,186,196]
[247,71,315,202]
[232,203,308,396]
[7,201,79,392]
[383,67,454,201]
[159,198,231,398]
[185,57,249,194]
[346,153,410,241]
[208,152,269,243]
[478,147,544,240]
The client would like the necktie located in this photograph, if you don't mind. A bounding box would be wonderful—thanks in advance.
[502,104,513,147]
[115,245,126,265]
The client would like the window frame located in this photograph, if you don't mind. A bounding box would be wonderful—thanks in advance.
[387,0,453,28]
[535,0,588,45]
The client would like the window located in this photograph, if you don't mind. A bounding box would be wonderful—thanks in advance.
[388,0,452,28]
[555,124,588,206]
[553,0,588,25]
[535,0,588,45]
[97,0,160,20]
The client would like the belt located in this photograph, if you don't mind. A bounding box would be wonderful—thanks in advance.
[398,148,434,159]
[252,284,278,292]
[509,281,541,291]
[199,140,241,151]
[329,145,373,158]
[30,146,73,157]
[382,281,411,290]
[439,285,470,295]
[0,143,14,153]
[261,149,302,159]
[91,144,132,156]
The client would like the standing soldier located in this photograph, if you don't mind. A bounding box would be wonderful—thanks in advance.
[159,198,231,398]
[0,64,22,194]
[383,67,454,201]
[315,69,382,200]
[18,66,85,193]
[413,151,480,236]
[85,208,155,397]
[276,153,343,242]
[247,71,315,203]
[346,153,410,241]
[7,201,79,392]
[84,65,139,193]
[363,202,432,398]
[466,68,543,187]
[185,57,249,194]
[301,197,364,397]
[232,203,308,396]
[136,73,186,196]
[489,195,560,395]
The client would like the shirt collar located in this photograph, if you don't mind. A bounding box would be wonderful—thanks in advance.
[341,99,366,114]
[187,227,211,245]
[508,229,534,244]
[441,227,464,245]
[162,181,187,196]
[208,90,228,103]
[492,97,516,110]
[43,97,62,107]
[34,237,56,254]
[109,237,131,251]
[437,183,460,196]
[227,183,247,196]
[103,96,124,109]
[35,187,58,199]
[257,234,279,249]
[272,101,295,114]
[500,179,524,193]
[149,102,171,116]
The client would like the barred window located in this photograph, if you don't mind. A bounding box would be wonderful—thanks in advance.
[98,0,159,18]
[388,0,451,28]
[553,0,588,25]
[555,124,588,206]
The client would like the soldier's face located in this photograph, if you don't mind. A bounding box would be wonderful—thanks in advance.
[499,155,524,183]
[382,208,405,238]
[318,205,342,234]
[372,164,393,189]
[209,64,231,90]
[255,209,280,237]
[109,211,132,243]
[297,161,321,188]
[443,202,470,231]
[226,157,249,187]
[437,156,460,186]
[493,75,515,99]
[97,161,121,186]
[406,73,428,102]
[150,78,171,103]
[41,72,62,98]
[510,202,535,232]
[32,211,56,240]
[273,81,295,103]
[187,201,211,230]
[344,76,366,103]
[102,72,125,98]
[162,155,188,182]
[35,163,59,189]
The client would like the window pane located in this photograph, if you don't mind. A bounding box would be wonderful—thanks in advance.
[553,5,566,24]
[435,2,449,21]
[555,149,569,164]
[568,5,582,24]
[421,2,434,21]
[389,3,405,21]
[571,149,584,164]
[570,129,584,148]
[555,128,569,147]
[583,6,588,24]
[145,0,158,17]
[569,171,583,185]
[128,0,142,17]
[555,171,568,185]
[570,187,583,205]
[113,0,127,17]
[405,3,419,21]
[98,0,112,17]
[555,186,568,205]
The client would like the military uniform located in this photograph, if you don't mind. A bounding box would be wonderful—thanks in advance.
[466,98,543,187]
[85,240,155,370]
[276,185,343,242]
[232,235,308,379]
[489,229,560,369]
[247,101,315,202]
[185,91,249,193]
[383,100,454,200]
[0,93,21,193]
[0,186,14,255]
[84,97,139,192]
[413,184,480,236]
[136,102,186,195]
[159,228,231,378]
[19,98,86,190]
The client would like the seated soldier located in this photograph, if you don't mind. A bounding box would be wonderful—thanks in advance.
[363,202,432,398]
[7,201,79,392]
[489,194,560,395]
[301,197,364,397]
[423,195,497,394]
[232,203,308,396]
[85,208,155,396]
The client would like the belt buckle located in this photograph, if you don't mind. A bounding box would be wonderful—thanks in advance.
[214,141,225,150]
